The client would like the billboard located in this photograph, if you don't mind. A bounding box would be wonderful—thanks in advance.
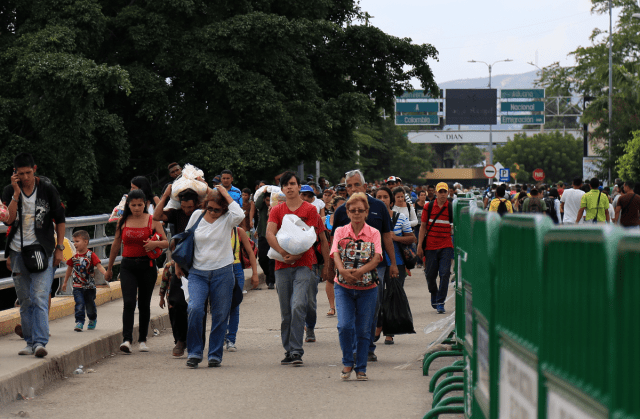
[446,89,497,125]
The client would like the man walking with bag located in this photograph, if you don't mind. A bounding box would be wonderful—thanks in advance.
[575,178,610,224]
[1,153,66,357]
[417,183,453,314]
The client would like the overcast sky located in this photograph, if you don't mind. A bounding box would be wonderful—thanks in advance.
[358,0,621,86]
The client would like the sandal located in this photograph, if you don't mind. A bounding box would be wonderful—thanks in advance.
[356,372,368,381]
[327,308,336,316]
[384,337,394,345]
[341,367,353,380]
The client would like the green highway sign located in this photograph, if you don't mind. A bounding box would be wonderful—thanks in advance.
[501,115,545,124]
[396,90,433,100]
[396,115,439,125]
[500,102,545,112]
[395,102,439,113]
[501,89,545,99]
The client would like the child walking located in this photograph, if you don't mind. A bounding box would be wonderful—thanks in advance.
[62,230,107,332]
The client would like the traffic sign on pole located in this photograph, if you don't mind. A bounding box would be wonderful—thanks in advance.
[500,102,545,112]
[499,168,511,183]
[501,115,545,125]
[395,115,439,125]
[483,165,497,179]
[396,90,432,100]
[501,89,545,99]
[395,102,439,113]
[533,168,545,181]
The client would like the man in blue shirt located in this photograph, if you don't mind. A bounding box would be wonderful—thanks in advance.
[220,169,242,207]
[332,169,398,362]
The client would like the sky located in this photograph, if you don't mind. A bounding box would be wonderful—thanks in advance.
[358,0,622,86]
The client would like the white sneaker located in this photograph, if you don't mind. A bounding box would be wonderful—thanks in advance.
[227,342,237,352]
[34,345,48,358]
[18,346,34,356]
[139,342,149,352]
[120,341,132,354]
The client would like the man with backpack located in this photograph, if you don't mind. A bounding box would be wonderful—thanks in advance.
[417,183,453,314]
[523,189,547,213]
[488,185,513,216]
[543,188,561,224]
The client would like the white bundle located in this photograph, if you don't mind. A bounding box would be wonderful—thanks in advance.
[166,164,208,209]
[268,214,317,261]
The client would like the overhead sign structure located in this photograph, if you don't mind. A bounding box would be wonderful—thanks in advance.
[501,89,545,99]
[446,89,497,125]
[396,90,433,100]
[408,130,582,144]
[533,168,545,181]
[501,115,545,125]
[499,168,511,183]
[395,102,439,113]
[395,115,439,125]
[483,165,497,179]
[500,102,545,112]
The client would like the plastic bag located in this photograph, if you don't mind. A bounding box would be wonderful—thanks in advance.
[253,185,270,202]
[270,187,286,208]
[380,277,416,335]
[277,214,316,255]
[108,194,128,223]
[267,247,285,262]
[181,276,189,303]
[170,164,208,202]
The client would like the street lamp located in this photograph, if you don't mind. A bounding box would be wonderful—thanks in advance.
[468,59,513,168]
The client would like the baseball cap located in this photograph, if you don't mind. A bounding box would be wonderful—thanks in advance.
[300,185,315,194]
[306,174,314,181]
[212,175,221,184]
[436,182,449,192]
[386,176,398,183]
[336,185,346,192]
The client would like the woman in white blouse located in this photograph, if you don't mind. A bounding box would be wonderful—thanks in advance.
[391,187,418,228]
[177,186,245,369]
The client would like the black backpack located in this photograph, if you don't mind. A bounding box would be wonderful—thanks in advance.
[527,197,543,213]
[496,199,509,217]
[544,198,559,224]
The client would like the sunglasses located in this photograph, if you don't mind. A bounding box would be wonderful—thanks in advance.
[206,206,223,214]
[348,209,367,214]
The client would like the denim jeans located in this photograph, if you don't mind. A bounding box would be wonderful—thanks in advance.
[424,247,454,306]
[73,288,97,324]
[10,250,55,348]
[275,266,312,356]
[305,264,321,330]
[335,285,377,373]
[225,263,245,344]
[187,264,234,362]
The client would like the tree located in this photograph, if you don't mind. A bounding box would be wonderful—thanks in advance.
[444,144,484,168]
[493,132,582,183]
[617,130,640,182]
[0,0,439,215]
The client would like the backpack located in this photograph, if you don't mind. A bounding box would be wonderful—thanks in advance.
[527,197,543,213]
[516,196,526,213]
[544,198,559,224]
[496,199,509,217]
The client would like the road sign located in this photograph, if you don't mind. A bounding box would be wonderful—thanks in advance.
[446,89,497,125]
[483,165,497,179]
[396,90,432,100]
[501,115,545,125]
[533,168,545,181]
[499,168,511,183]
[500,102,545,112]
[395,115,439,125]
[494,162,504,172]
[395,102,439,113]
[501,89,545,99]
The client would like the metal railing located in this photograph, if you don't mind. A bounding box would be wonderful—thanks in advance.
[0,214,121,294]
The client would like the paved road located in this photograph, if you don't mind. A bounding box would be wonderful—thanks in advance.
[0,271,456,419]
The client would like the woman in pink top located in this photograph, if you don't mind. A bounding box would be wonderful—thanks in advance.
[331,192,382,381]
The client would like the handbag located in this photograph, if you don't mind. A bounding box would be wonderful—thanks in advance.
[380,274,416,335]
[17,196,48,273]
[171,212,205,271]
[336,237,378,287]
[145,215,163,259]
[392,212,418,270]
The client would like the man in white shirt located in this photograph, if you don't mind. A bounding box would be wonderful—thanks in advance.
[561,177,586,224]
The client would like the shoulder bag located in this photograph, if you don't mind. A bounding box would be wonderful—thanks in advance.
[392,212,418,270]
[171,212,205,271]
[145,215,163,259]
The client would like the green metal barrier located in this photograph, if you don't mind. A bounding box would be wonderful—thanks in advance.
[612,232,640,419]
[468,211,501,419]
[540,226,623,419]
[494,214,553,419]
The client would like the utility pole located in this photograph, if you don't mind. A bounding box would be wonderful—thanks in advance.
[608,0,613,185]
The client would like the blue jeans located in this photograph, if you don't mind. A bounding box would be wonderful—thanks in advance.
[424,247,454,306]
[335,285,377,373]
[10,250,54,348]
[305,264,321,330]
[73,288,97,324]
[275,266,312,356]
[187,265,234,362]
[225,263,245,344]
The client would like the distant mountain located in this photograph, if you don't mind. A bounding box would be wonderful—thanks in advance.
[438,70,539,90]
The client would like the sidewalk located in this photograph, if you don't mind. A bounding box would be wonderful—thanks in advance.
[0,266,265,405]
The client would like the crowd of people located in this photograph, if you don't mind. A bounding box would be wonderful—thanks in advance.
[2,152,638,381]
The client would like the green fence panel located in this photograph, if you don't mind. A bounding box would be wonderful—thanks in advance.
[453,199,474,346]
[612,232,640,419]
[495,214,553,419]
[468,211,501,419]
[541,226,622,419]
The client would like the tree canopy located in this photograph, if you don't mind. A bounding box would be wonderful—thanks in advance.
[493,131,583,183]
[617,130,640,182]
[0,0,439,215]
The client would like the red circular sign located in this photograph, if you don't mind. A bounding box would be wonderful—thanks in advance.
[533,168,545,181]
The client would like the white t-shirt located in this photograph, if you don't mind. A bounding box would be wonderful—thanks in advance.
[561,188,585,224]
[10,188,39,252]
[392,204,419,228]
[311,197,325,214]
[185,201,245,271]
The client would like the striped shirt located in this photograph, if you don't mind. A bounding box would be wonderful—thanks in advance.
[385,212,412,266]
[421,200,453,250]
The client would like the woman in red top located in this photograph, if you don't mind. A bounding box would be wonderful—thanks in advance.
[106,189,168,353]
